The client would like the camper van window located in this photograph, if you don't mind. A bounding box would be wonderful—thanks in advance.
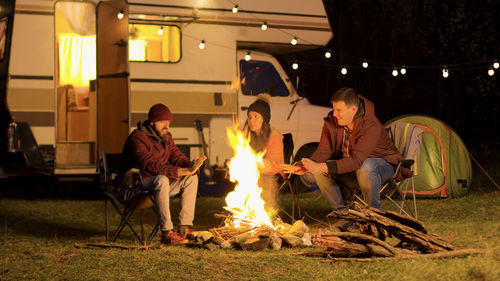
[128,24,181,63]
[0,17,8,61]
[239,60,289,97]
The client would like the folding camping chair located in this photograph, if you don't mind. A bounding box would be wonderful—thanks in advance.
[98,152,160,245]
[278,133,302,221]
[350,123,421,219]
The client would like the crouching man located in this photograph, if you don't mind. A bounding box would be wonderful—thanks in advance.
[283,87,410,214]
[121,103,206,244]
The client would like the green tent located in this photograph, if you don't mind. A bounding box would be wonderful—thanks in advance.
[385,115,472,198]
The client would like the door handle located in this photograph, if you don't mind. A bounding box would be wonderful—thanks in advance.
[121,119,128,123]
[241,106,248,110]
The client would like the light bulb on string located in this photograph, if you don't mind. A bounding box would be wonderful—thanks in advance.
[245,52,251,61]
[199,40,205,49]
[291,37,297,45]
[232,4,238,13]
[442,67,449,78]
[325,50,331,58]
[292,63,299,70]
[341,67,347,75]
[392,69,398,77]
[493,61,499,69]
[362,61,368,68]
[117,11,124,20]
[261,22,267,30]
[488,68,495,76]
[400,67,407,75]
[157,26,163,36]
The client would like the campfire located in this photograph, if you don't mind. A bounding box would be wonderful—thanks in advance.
[186,124,312,250]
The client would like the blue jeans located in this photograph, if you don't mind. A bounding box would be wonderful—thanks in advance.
[118,175,198,232]
[301,158,394,210]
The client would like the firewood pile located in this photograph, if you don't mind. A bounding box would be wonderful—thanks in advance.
[303,203,485,261]
[184,214,313,250]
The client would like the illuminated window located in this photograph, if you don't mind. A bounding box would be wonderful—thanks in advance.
[58,34,96,87]
[128,24,181,63]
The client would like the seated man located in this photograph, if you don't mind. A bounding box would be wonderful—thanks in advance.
[121,103,206,244]
[283,87,409,213]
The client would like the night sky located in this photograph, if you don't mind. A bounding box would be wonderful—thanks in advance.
[278,0,499,161]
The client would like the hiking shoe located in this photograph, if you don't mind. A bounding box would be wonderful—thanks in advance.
[178,225,193,238]
[160,231,188,245]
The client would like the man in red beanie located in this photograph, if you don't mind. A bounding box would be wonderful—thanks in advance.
[121,103,206,244]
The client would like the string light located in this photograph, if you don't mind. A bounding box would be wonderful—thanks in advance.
[261,22,267,31]
[117,11,124,20]
[157,26,163,36]
[488,68,495,76]
[494,61,499,69]
[325,50,331,58]
[291,37,297,45]
[400,67,407,75]
[442,67,449,78]
[245,51,251,61]
[232,4,238,13]
[292,63,299,70]
[362,61,368,68]
[199,40,205,49]
[392,69,398,77]
[341,67,347,75]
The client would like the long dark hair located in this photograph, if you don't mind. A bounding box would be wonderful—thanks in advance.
[244,120,271,153]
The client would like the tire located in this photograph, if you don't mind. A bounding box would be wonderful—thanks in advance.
[292,143,318,193]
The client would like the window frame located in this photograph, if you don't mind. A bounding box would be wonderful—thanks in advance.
[128,23,182,64]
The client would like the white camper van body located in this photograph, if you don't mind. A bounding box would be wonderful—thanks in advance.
[7,0,332,175]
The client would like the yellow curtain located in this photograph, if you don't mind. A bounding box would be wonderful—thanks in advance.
[58,34,96,87]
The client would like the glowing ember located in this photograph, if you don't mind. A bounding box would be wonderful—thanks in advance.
[223,125,275,229]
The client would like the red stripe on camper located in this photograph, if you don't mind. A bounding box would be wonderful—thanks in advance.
[402,124,448,197]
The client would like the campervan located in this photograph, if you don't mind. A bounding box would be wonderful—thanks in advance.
[3,0,332,177]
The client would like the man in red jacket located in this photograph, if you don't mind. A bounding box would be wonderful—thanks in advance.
[284,87,405,213]
[121,104,206,244]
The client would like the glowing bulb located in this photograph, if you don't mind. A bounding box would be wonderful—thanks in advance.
[325,51,331,58]
[199,40,205,49]
[400,67,406,75]
[245,52,251,61]
[291,37,297,45]
[261,22,267,30]
[362,61,368,68]
[488,68,495,76]
[292,63,298,70]
[392,69,398,77]
[493,62,499,69]
[157,26,163,36]
[232,5,238,13]
[442,68,449,78]
[117,11,124,20]
[341,67,347,75]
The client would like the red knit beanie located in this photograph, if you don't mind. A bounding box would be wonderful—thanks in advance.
[148,104,173,123]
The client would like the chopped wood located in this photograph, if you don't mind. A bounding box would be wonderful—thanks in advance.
[74,242,155,250]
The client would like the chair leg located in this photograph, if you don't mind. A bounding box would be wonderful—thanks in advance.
[411,177,418,219]
[109,199,145,244]
[105,199,109,241]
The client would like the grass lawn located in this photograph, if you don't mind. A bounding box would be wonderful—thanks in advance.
[0,188,499,280]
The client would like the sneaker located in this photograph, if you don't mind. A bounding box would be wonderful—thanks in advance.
[178,225,193,238]
[160,231,188,245]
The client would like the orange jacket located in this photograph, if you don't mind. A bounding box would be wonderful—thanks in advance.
[262,129,284,178]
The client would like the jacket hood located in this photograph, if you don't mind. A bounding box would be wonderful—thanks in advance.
[137,121,169,142]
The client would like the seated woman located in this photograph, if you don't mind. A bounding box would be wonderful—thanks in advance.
[243,94,284,215]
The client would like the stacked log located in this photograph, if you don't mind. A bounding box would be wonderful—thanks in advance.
[303,203,484,260]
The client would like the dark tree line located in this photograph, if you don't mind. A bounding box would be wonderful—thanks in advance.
[278,0,499,161]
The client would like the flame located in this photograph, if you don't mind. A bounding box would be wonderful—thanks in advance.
[223,124,275,229]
